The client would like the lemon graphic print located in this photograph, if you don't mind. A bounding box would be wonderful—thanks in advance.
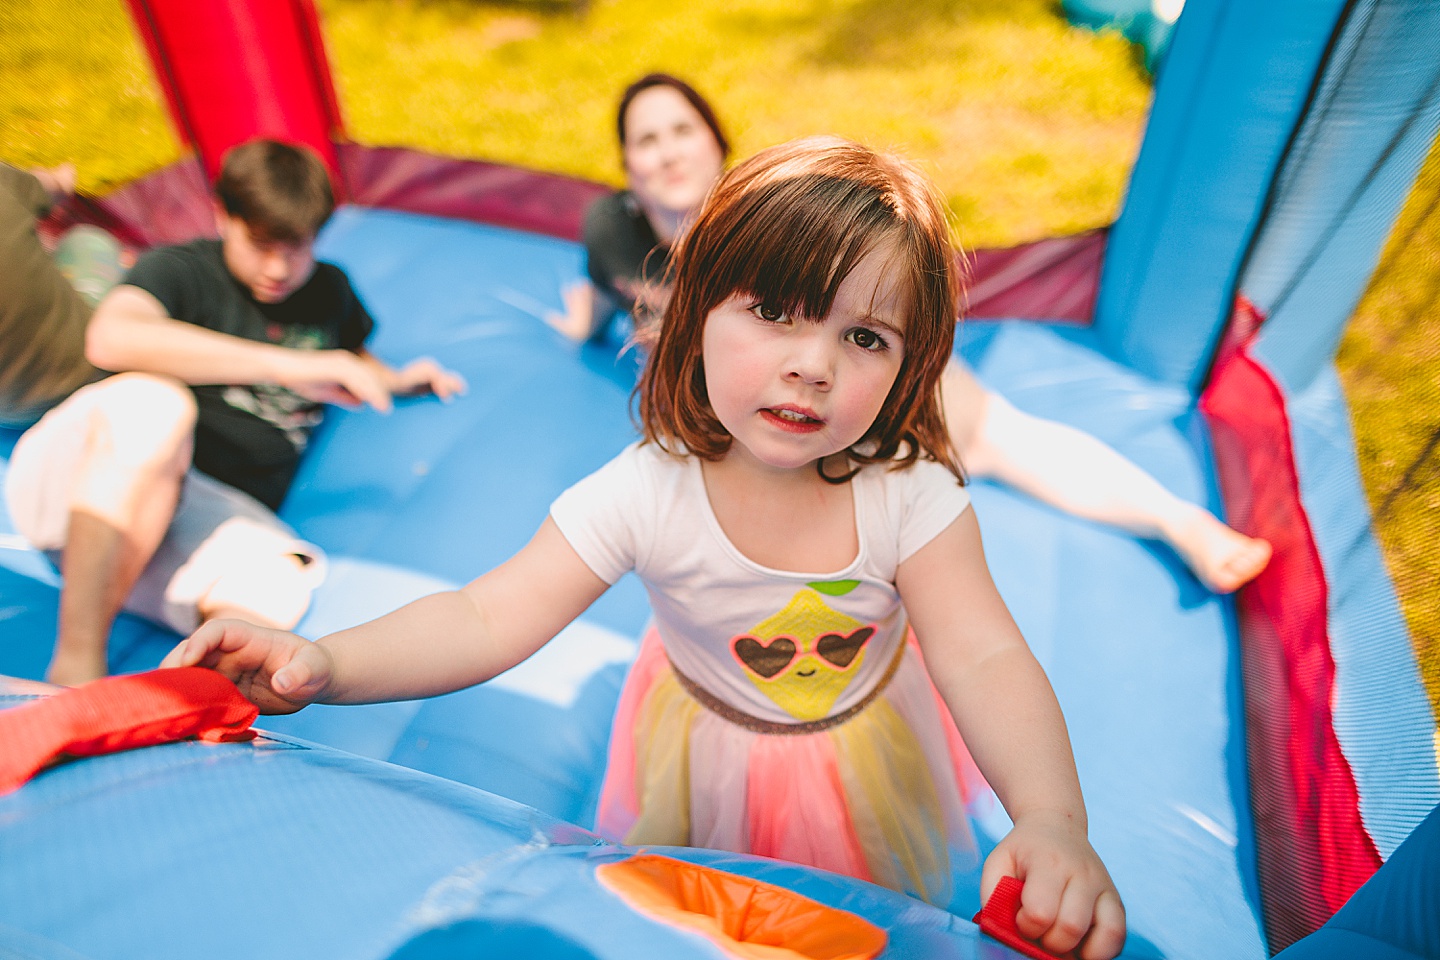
[730,581,876,721]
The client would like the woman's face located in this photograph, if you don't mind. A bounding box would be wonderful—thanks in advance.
[622,86,725,219]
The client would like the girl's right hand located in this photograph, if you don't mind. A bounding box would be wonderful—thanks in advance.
[982,810,1126,959]
[161,619,333,715]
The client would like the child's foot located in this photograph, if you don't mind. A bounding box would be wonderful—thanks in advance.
[1167,509,1272,594]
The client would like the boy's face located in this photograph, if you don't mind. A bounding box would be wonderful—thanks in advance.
[215,207,317,304]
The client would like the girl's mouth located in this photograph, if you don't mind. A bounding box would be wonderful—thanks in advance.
[761,407,824,433]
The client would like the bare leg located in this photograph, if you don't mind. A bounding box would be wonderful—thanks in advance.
[941,362,1271,594]
[48,375,195,685]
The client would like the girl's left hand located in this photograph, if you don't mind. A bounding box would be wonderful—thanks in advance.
[982,810,1126,959]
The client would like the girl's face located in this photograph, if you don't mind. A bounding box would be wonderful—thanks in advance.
[701,243,908,474]
[622,86,726,218]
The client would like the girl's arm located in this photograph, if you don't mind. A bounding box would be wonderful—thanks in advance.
[896,509,1126,960]
[165,517,609,711]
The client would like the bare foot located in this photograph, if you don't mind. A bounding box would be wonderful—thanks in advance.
[1167,508,1272,594]
[45,648,108,687]
[198,550,318,631]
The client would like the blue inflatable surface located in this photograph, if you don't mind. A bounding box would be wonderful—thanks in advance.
[0,681,981,960]
[0,206,1273,958]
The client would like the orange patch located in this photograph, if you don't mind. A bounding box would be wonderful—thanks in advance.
[597,854,887,960]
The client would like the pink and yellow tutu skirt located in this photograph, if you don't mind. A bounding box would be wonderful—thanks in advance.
[596,628,985,907]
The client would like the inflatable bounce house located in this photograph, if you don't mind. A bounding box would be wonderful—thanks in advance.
[2,0,1438,957]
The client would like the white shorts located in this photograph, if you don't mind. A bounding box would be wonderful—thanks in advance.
[5,380,327,634]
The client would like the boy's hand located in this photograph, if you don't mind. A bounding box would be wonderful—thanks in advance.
[279,349,395,413]
[386,356,467,401]
[982,811,1126,959]
[161,619,333,715]
[30,163,77,200]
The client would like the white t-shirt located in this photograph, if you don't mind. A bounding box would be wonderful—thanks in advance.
[550,442,971,725]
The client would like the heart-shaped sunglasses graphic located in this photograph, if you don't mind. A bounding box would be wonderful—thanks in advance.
[733,626,875,679]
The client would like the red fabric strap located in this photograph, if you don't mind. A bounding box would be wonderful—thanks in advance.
[0,667,257,794]
[973,876,1067,960]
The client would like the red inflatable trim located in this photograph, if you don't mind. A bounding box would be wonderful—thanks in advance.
[0,668,257,795]
[124,0,345,190]
[1200,296,1381,951]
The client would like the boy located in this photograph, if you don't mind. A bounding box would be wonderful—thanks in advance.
[6,139,463,685]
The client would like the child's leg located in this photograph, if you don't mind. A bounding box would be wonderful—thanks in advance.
[942,362,1271,593]
[6,374,194,684]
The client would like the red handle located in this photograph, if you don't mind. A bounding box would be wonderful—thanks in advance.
[973,876,1071,960]
[0,667,257,794]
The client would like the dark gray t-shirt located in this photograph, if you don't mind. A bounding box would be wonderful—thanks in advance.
[124,239,374,509]
[583,190,673,331]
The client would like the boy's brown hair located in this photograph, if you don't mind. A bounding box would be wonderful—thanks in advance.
[638,136,964,482]
[214,139,334,243]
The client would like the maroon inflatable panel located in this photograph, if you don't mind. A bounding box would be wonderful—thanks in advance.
[47,143,1104,327]
[965,228,1104,324]
[338,143,610,244]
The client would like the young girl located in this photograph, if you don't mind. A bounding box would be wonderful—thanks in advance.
[166,136,1126,960]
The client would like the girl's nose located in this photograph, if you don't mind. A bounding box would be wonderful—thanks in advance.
[785,332,835,387]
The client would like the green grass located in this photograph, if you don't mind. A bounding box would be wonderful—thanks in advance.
[316,0,1151,247]
[0,0,180,192]
[0,0,1152,248]
[1337,135,1440,721]
[2,0,1437,716]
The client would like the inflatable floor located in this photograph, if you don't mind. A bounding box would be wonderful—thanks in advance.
[0,207,1282,958]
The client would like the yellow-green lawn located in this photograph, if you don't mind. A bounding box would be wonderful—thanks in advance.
[2,0,1436,714]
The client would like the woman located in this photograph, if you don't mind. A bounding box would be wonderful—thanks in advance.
[552,74,1271,594]
[548,73,727,341]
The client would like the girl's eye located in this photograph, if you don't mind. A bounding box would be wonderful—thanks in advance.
[847,327,888,352]
[751,303,788,323]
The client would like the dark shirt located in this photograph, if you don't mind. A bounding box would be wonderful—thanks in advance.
[124,239,374,509]
[582,190,673,331]
[0,164,99,426]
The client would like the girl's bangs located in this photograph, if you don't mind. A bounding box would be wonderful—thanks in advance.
[701,176,904,322]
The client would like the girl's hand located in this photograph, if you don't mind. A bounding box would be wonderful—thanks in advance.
[982,811,1126,959]
[161,619,334,715]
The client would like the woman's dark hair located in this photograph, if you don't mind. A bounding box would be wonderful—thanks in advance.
[638,136,965,483]
[617,73,730,160]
